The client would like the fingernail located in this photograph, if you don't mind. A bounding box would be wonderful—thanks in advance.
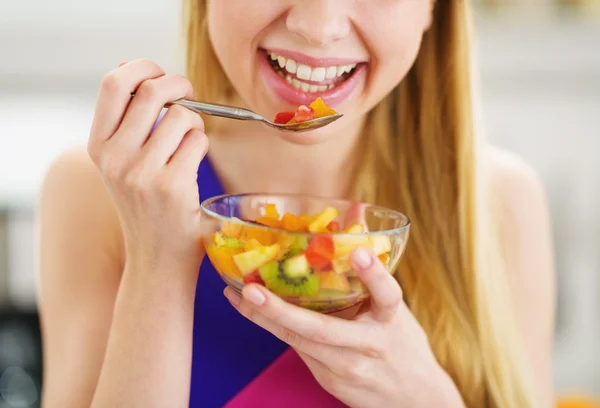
[224,288,241,307]
[244,286,266,307]
[118,61,128,67]
[352,247,373,270]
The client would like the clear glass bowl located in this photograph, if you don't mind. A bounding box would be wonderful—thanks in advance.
[200,193,410,314]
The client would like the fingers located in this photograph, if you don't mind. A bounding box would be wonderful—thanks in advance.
[168,129,209,174]
[235,284,375,349]
[141,105,205,167]
[350,247,402,322]
[89,59,165,152]
[111,74,195,153]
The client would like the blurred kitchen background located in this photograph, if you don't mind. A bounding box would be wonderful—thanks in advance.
[0,0,599,406]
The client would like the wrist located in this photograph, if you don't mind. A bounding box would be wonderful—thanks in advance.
[122,253,202,299]
[424,369,465,408]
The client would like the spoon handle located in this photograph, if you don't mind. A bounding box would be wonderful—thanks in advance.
[168,99,264,122]
[129,92,264,122]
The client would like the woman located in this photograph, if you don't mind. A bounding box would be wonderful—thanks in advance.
[37,1,556,407]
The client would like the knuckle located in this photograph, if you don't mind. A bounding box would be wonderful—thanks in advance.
[155,175,177,198]
[86,141,100,164]
[280,328,301,347]
[385,298,402,315]
[341,355,368,384]
[187,130,209,151]
[137,58,163,72]
[100,71,124,95]
[239,303,256,322]
[321,373,343,396]
[123,166,149,193]
[364,343,385,360]
[98,149,122,180]
[168,104,192,123]
[170,73,194,95]
[137,79,160,101]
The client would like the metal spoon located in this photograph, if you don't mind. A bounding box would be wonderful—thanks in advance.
[170,98,343,132]
[130,93,343,132]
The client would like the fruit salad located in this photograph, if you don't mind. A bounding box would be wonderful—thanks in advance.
[205,204,393,313]
[273,97,337,125]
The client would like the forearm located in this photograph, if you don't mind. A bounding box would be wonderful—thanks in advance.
[91,260,199,408]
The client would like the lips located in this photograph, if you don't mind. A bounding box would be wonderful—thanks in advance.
[258,49,368,107]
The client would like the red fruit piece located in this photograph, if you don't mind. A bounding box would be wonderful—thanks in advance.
[274,111,295,124]
[304,235,334,270]
[294,105,315,123]
[327,221,340,232]
[243,270,265,286]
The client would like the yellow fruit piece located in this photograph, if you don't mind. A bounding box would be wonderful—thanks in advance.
[206,246,243,279]
[244,238,264,251]
[343,223,365,234]
[264,203,280,219]
[378,253,391,266]
[318,271,350,293]
[333,234,370,258]
[233,243,280,275]
[308,206,338,233]
[309,97,337,118]
[332,258,353,275]
[370,235,392,255]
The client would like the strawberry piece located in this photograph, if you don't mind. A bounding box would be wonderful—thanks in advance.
[274,111,295,124]
[243,270,265,286]
[294,105,315,123]
[304,235,334,270]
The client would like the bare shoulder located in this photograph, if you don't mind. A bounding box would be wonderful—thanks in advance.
[486,144,556,406]
[487,144,548,208]
[485,143,555,285]
[38,144,125,298]
[39,145,123,251]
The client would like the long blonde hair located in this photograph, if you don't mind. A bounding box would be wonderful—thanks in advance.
[184,1,536,407]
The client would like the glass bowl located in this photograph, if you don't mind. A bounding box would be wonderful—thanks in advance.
[200,193,410,314]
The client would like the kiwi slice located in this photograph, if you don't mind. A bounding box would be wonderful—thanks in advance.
[258,254,319,297]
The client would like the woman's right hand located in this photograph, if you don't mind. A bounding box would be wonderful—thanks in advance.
[87,59,208,273]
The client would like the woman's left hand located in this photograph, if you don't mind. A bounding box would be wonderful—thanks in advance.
[224,247,465,408]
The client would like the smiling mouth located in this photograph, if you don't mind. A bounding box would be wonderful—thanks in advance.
[263,50,362,94]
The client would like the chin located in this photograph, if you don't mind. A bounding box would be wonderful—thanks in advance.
[275,128,335,146]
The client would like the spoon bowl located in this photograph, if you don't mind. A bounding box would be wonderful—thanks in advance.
[265,113,343,132]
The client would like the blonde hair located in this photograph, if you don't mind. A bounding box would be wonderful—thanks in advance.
[184,1,536,407]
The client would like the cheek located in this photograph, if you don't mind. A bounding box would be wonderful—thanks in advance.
[361,8,431,97]
[207,1,280,81]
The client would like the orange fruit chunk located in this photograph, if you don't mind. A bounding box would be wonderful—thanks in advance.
[206,246,243,279]
[256,216,281,228]
[281,212,307,232]
[309,97,337,118]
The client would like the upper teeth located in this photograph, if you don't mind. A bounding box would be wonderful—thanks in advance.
[269,52,356,82]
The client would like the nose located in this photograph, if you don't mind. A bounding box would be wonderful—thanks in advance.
[286,0,351,47]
